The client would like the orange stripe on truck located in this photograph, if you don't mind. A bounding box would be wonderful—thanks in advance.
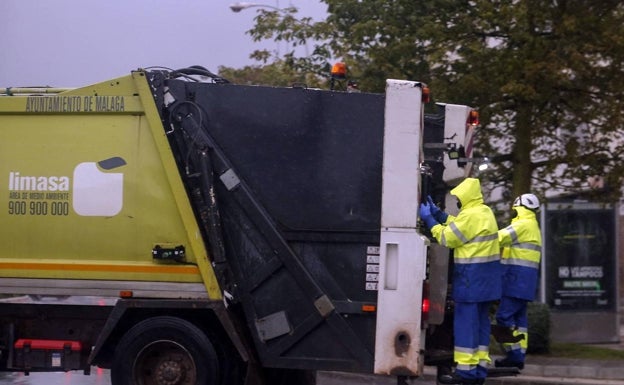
[0,262,199,275]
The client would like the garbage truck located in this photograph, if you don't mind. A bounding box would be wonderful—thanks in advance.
[0,67,479,385]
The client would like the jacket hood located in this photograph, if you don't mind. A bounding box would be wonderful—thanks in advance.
[450,178,484,207]
[512,206,537,221]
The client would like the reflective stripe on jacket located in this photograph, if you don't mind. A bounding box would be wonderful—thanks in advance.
[498,206,542,300]
[431,178,501,302]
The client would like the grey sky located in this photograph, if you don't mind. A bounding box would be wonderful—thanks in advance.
[0,0,327,88]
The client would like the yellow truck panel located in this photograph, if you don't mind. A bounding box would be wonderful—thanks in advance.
[0,72,220,297]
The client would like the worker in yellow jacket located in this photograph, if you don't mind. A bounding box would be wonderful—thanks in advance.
[420,178,501,385]
[494,193,542,370]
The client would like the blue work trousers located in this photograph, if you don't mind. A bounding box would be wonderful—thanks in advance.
[454,301,492,381]
[495,296,528,363]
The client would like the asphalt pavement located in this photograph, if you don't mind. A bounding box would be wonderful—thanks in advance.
[319,323,624,385]
[319,353,624,385]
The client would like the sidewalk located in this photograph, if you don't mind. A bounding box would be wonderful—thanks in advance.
[318,353,624,385]
[485,323,624,384]
[320,316,624,385]
[485,355,624,384]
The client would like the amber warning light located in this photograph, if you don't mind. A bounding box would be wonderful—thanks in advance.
[422,86,431,103]
[330,62,347,79]
[468,109,479,126]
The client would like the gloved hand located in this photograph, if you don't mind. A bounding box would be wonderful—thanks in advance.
[419,202,439,230]
[427,196,448,223]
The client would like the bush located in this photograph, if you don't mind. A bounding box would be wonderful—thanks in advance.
[527,301,550,354]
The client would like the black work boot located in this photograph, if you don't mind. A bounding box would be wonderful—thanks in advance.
[491,324,524,343]
[494,358,524,370]
[438,372,481,384]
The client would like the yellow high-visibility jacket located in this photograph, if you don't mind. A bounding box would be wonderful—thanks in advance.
[431,178,501,302]
[499,206,542,300]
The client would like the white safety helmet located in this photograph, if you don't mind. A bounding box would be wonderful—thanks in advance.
[513,193,540,210]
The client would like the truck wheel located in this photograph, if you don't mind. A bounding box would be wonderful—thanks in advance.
[111,316,218,385]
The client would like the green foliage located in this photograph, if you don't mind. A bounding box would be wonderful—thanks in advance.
[239,1,624,201]
[218,60,326,88]
[490,302,624,361]
[219,7,335,89]
[490,301,550,355]
[546,343,624,360]
[423,1,624,202]
[527,302,550,354]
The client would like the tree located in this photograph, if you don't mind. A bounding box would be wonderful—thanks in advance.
[236,0,624,202]
[218,7,331,88]
[424,1,624,203]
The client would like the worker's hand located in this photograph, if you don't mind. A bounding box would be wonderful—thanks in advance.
[419,202,431,217]
[427,196,442,216]
[419,202,439,230]
[427,196,448,223]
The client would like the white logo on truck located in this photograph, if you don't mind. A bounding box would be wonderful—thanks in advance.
[7,157,127,217]
[8,172,70,191]
[72,157,126,216]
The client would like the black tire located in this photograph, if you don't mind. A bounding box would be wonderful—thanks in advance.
[111,316,219,385]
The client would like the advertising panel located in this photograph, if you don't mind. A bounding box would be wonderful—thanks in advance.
[543,202,616,311]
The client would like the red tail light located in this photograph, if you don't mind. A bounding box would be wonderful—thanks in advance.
[421,281,430,327]
[422,297,430,315]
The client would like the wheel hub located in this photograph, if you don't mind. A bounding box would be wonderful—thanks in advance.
[157,359,185,385]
